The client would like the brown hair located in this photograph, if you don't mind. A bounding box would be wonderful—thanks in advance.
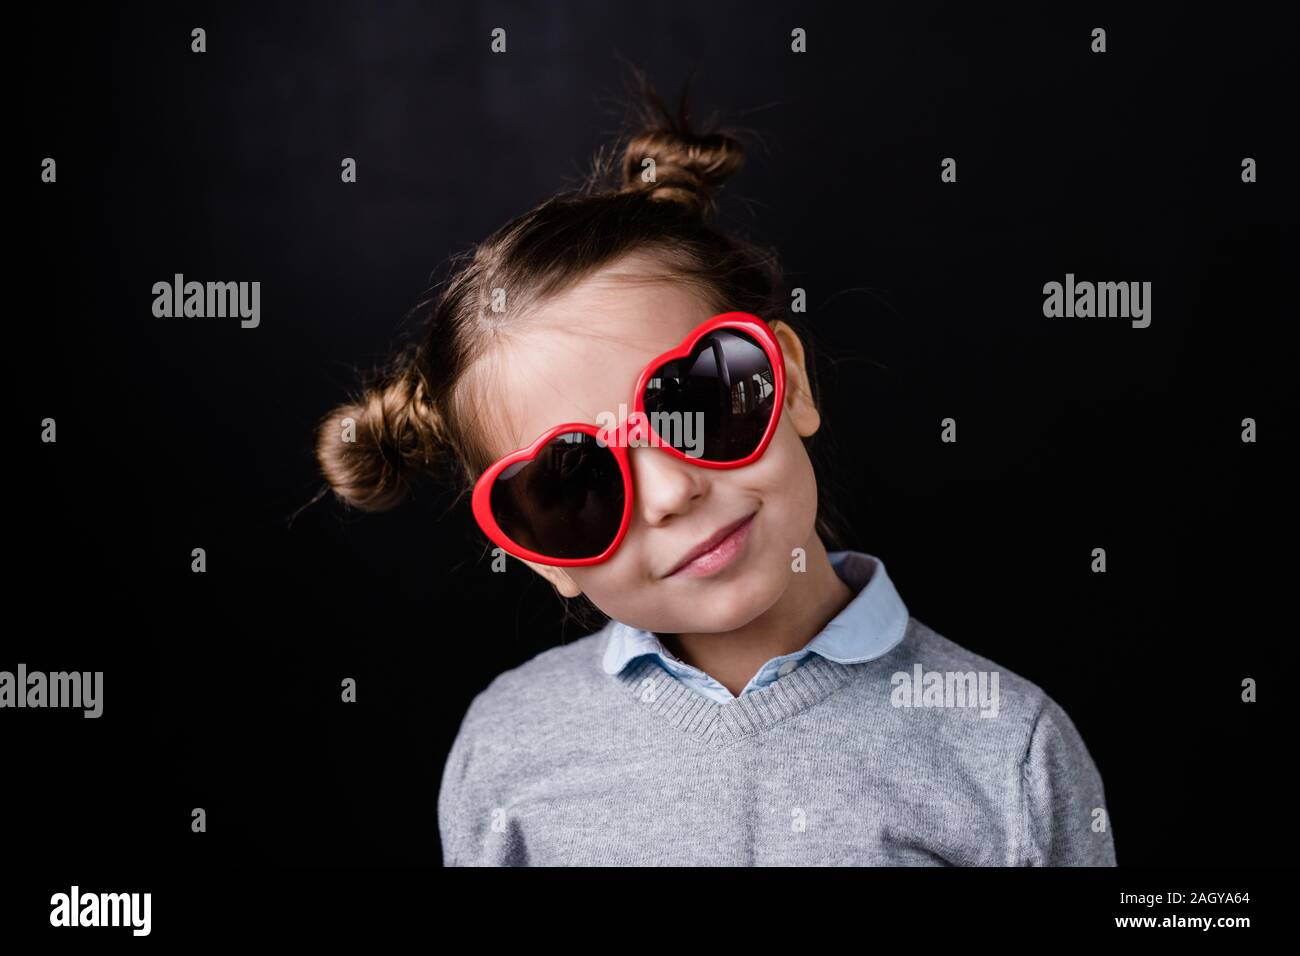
[313,75,851,622]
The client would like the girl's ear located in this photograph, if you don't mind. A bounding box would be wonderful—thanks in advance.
[768,320,822,438]
[520,558,583,597]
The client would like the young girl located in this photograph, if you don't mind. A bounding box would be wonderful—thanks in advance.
[315,88,1116,867]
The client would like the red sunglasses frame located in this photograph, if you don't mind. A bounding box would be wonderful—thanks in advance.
[469,311,786,567]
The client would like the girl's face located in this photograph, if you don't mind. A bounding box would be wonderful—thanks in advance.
[468,253,825,634]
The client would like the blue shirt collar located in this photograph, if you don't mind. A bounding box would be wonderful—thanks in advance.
[601,550,909,679]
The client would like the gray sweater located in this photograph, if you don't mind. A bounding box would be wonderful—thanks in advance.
[437,615,1117,866]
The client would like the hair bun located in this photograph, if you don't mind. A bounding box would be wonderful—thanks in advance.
[619,84,745,217]
[315,364,442,513]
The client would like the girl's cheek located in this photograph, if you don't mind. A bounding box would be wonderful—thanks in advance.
[758,427,820,544]
[753,417,817,496]
[567,547,649,601]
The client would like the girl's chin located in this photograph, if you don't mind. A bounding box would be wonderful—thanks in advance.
[665,573,784,632]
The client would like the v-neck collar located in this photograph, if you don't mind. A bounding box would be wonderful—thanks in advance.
[605,643,891,748]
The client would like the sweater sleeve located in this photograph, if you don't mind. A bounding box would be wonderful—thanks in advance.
[1017,694,1117,866]
[436,690,531,867]
[436,702,480,867]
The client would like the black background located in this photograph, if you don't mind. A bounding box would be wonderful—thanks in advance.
[13,0,1297,888]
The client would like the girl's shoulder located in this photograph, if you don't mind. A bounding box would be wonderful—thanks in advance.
[451,623,616,739]
[881,615,1095,745]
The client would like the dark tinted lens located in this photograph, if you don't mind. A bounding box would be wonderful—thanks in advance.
[489,431,625,559]
[643,329,776,461]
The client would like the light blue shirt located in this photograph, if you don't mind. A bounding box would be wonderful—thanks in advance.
[601,550,910,703]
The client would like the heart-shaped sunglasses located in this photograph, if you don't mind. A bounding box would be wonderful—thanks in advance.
[470,311,786,566]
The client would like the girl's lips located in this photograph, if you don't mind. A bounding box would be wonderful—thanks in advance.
[664,512,756,579]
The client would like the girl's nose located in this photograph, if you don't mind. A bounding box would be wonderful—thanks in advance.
[629,443,708,526]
